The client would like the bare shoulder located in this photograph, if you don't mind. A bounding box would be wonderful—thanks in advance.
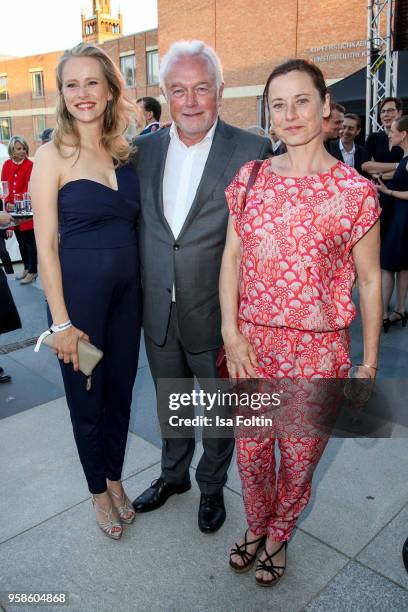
[33,141,75,185]
[31,142,66,195]
[34,141,62,168]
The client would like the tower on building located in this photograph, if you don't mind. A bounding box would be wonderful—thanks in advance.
[81,1,123,45]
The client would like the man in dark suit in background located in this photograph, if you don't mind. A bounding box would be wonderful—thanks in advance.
[137,96,162,135]
[40,128,54,144]
[269,127,286,156]
[133,40,272,533]
[328,113,366,176]
[323,101,345,142]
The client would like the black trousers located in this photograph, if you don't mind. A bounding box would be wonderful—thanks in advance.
[0,267,21,333]
[0,231,14,274]
[55,246,141,494]
[145,303,234,496]
[14,228,37,273]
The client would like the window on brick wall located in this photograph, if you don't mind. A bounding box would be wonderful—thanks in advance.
[0,117,11,141]
[120,54,136,88]
[33,115,47,141]
[0,75,8,101]
[147,50,159,85]
[32,71,44,98]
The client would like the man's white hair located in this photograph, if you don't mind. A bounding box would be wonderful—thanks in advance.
[159,40,224,92]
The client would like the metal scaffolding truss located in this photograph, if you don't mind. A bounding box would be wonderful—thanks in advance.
[366,0,398,136]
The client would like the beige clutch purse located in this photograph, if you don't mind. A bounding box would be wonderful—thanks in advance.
[34,331,103,390]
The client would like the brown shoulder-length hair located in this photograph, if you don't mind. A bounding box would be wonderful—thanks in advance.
[54,43,144,165]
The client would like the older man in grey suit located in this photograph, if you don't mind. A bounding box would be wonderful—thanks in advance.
[132,40,272,533]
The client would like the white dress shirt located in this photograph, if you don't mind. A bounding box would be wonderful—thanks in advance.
[339,139,355,168]
[163,120,217,239]
[272,138,282,153]
[163,119,218,300]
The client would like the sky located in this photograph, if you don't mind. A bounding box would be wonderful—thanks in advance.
[0,0,158,57]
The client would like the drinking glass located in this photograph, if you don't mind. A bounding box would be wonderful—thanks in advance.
[23,192,32,213]
[0,181,9,199]
[14,194,24,213]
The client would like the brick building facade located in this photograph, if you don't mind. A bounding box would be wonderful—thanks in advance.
[0,0,377,148]
[0,1,159,153]
[158,0,378,127]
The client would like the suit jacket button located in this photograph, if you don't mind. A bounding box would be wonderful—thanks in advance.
[173,244,180,251]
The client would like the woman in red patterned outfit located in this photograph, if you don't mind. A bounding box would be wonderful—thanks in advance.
[1,136,37,284]
[220,59,382,586]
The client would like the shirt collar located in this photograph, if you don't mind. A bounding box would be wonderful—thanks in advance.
[339,139,355,155]
[272,139,281,152]
[169,118,218,148]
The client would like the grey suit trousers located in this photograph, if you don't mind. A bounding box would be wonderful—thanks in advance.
[145,304,234,495]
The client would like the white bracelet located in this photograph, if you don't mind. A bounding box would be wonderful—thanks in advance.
[51,320,72,333]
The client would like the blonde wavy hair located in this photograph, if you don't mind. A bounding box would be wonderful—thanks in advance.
[54,43,144,165]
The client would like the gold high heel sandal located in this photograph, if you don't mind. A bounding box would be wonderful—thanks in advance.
[92,496,123,540]
[109,488,136,524]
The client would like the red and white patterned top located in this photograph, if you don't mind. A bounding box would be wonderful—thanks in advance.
[225,159,381,332]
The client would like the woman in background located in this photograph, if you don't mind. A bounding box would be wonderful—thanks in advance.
[377,115,408,327]
[361,97,405,332]
[1,136,37,284]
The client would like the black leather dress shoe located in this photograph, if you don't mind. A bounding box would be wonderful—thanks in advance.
[198,491,226,533]
[132,477,191,513]
[0,373,11,384]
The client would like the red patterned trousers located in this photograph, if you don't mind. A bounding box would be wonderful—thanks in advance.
[236,323,350,541]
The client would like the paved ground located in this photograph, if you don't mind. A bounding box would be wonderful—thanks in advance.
[0,267,408,612]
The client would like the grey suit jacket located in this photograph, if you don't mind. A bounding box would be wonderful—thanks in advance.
[135,119,272,352]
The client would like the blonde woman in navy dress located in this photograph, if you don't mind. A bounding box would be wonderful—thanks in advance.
[31,44,144,540]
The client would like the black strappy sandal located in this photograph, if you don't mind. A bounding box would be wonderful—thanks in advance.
[255,541,287,587]
[390,311,408,328]
[229,530,266,573]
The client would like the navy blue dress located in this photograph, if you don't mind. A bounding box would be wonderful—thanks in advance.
[56,162,141,494]
[381,156,408,271]
[364,130,404,236]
